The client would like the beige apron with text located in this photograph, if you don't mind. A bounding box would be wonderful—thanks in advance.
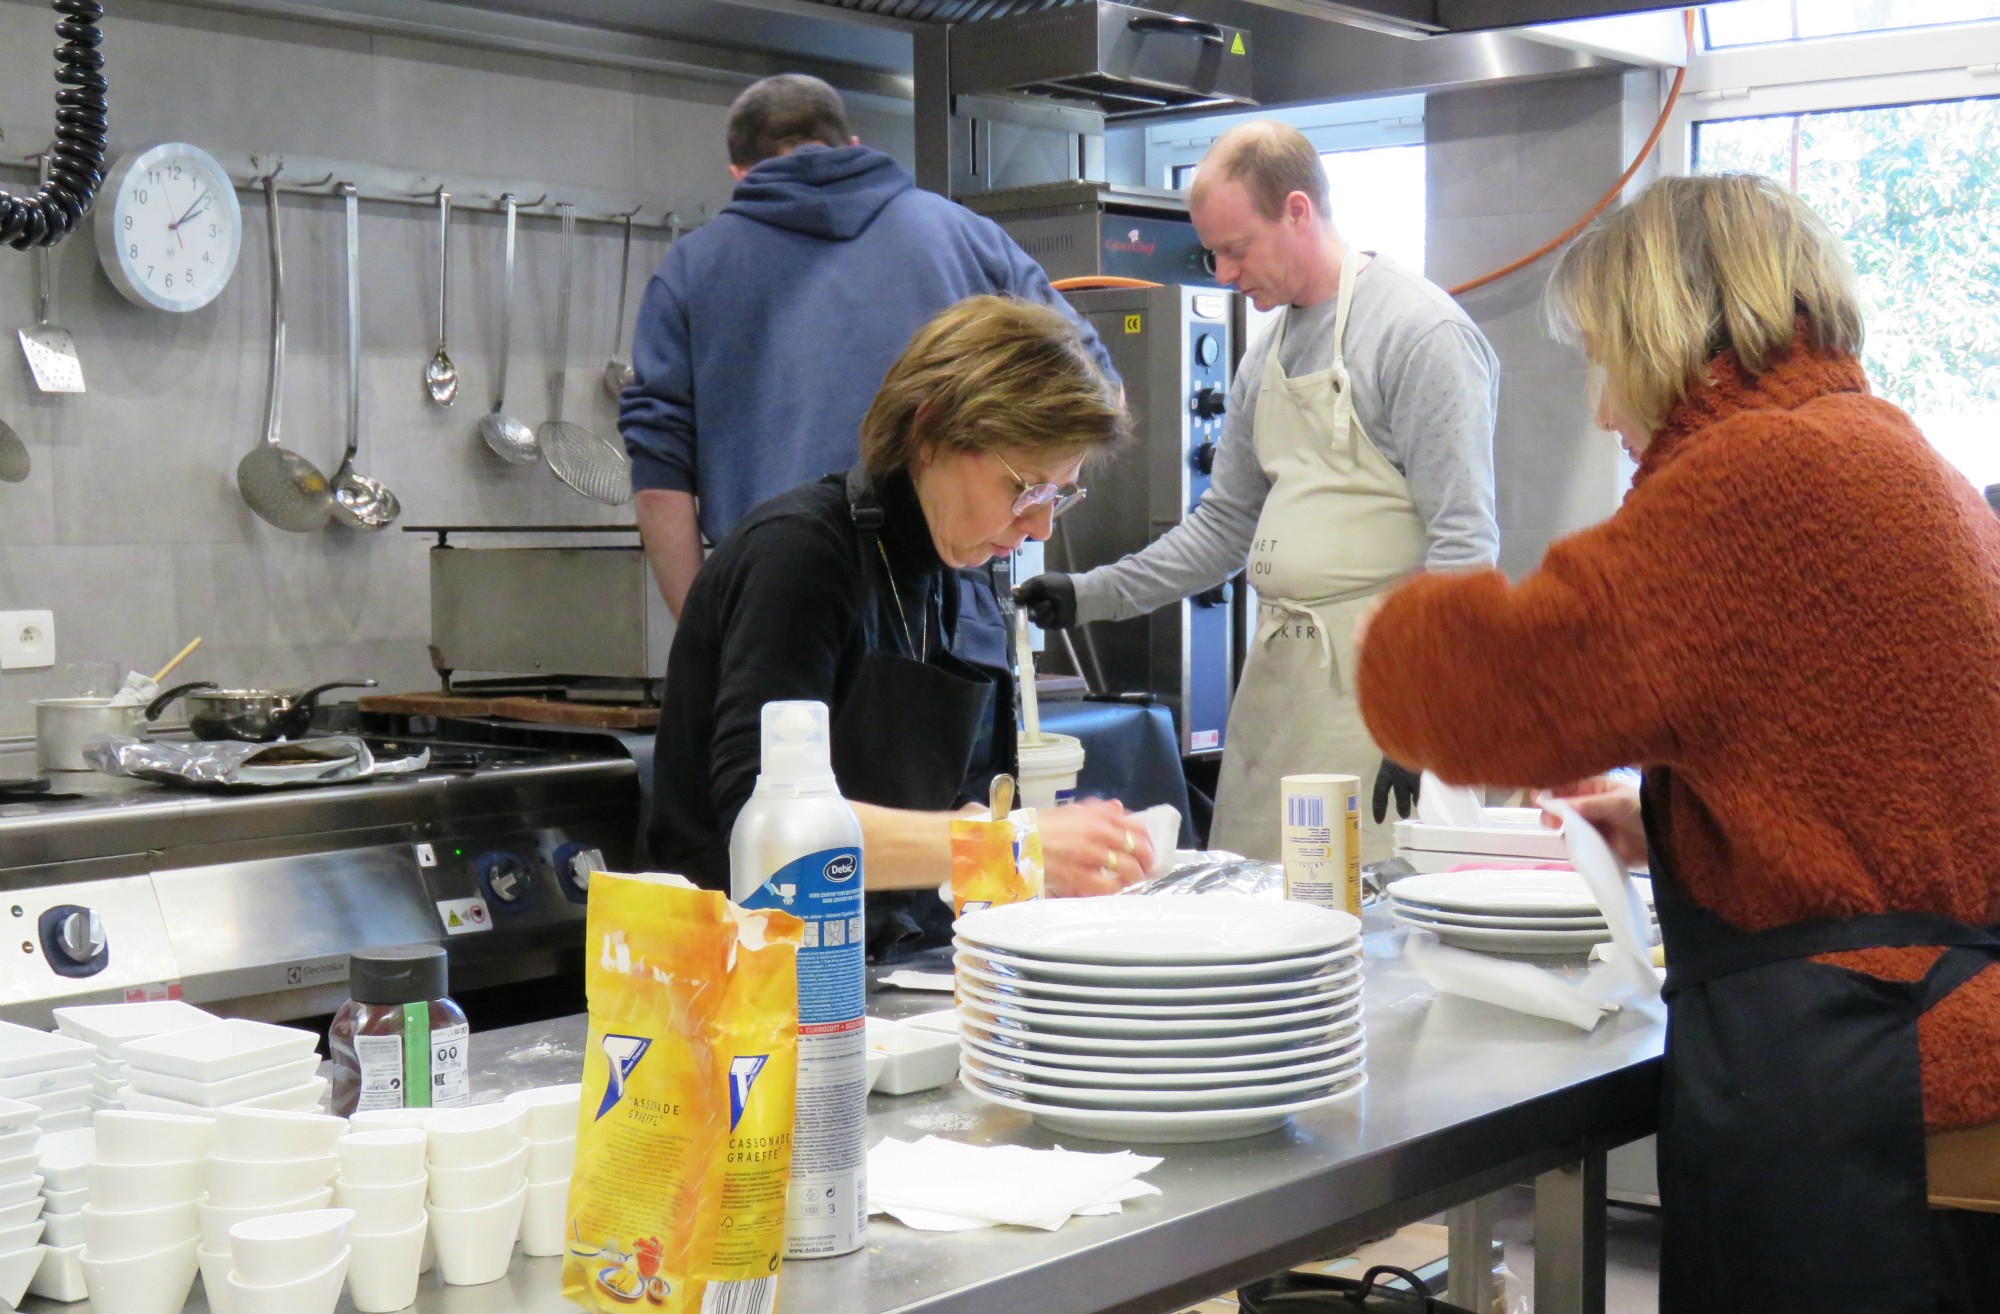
[1210,250,1428,863]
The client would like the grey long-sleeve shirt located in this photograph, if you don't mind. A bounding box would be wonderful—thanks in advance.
[1072,253,1500,624]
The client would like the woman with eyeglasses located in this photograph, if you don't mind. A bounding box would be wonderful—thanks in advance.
[649,295,1157,959]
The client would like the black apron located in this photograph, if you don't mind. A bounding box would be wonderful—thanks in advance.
[832,465,1015,962]
[1645,768,2000,1313]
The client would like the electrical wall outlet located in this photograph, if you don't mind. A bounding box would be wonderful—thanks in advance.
[0,610,55,670]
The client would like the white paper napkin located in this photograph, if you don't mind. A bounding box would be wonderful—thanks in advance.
[880,970,956,992]
[867,1135,1163,1232]
[1417,772,1486,828]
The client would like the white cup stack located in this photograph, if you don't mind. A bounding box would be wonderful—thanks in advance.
[78,1111,215,1314]
[424,1104,528,1286]
[334,1127,429,1313]
[23,1124,93,1301]
[505,1084,581,1258]
[221,1208,353,1314]
[0,1099,46,1310]
[120,1020,325,1115]
[53,1000,221,1114]
[197,1108,344,1314]
[0,1021,97,1135]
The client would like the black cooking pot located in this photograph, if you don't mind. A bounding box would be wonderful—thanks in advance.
[145,680,377,742]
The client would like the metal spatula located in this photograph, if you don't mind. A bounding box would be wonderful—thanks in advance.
[16,158,84,394]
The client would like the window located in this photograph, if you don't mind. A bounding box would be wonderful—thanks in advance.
[1695,96,2000,485]
[1170,144,1428,273]
[1703,0,2000,49]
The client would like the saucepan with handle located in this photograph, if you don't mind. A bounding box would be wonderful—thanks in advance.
[146,680,377,742]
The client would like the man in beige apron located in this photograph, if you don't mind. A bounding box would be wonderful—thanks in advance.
[1017,121,1499,862]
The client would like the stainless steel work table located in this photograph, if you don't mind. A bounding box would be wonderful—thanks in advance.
[24,917,1664,1314]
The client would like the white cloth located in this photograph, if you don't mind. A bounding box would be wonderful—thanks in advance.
[1209,249,1428,865]
[866,1135,1162,1232]
[879,970,956,992]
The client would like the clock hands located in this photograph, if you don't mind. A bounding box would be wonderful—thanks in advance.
[168,187,213,250]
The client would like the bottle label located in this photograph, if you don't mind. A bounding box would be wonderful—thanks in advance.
[353,1033,408,1112]
[738,845,865,1257]
[401,1001,432,1108]
[430,1022,470,1107]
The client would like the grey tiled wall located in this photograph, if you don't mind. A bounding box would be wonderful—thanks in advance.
[1426,70,1662,578]
[0,0,910,734]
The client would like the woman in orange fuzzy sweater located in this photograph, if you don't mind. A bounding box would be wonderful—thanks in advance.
[1357,174,2000,1314]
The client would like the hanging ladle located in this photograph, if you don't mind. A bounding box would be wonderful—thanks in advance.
[329,184,400,530]
[424,190,458,406]
[236,173,334,533]
[478,193,538,464]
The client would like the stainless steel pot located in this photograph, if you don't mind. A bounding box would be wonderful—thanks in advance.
[32,699,147,771]
[146,680,377,742]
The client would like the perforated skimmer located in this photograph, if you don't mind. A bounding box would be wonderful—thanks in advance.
[538,203,631,506]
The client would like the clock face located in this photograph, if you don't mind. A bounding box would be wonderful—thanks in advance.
[95,143,243,313]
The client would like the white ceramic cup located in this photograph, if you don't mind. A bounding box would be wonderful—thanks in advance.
[78,1235,200,1314]
[225,1244,349,1314]
[503,1084,582,1141]
[78,1201,199,1262]
[345,1213,427,1314]
[92,1111,216,1165]
[525,1135,576,1184]
[196,1246,235,1314]
[426,1143,527,1210]
[86,1157,208,1211]
[519,1178,569,1258]
[226,1208,353,1286]
[425,1104,527,1170]
[205,1153,339,1207]
[43,1210,86,1248]
[333,1177,428,1234]
[211,1109,346,1161]
[336,1129,427,1186]
[427,1182,526,1286]
[40,1183,87,1215]
[347,1108,436,1134]
[196,1189,335,1253]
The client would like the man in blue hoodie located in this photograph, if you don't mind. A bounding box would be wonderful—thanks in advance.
[619,74,1114,618]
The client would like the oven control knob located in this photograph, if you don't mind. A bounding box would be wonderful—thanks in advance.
[1191,440,1217,474]
[553,843,602,906]
[1195,583,1232,608]
[1192,386,1226,420]
[476,852,533,911]
[56,910,104,964]
[1194,333,1219,368]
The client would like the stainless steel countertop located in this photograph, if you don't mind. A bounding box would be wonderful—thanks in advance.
[23,916,1664,1314]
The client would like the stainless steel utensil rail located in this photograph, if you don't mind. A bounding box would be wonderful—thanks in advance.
[19,920,1660,1314]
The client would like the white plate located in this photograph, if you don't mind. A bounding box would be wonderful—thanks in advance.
[1387,870,1654,916]
[957,895,1360,965]
[952,957,1362,1003]
[962,1051,1366,1109]
[960,1032,1365,1089]
[1393,914,1617,955]
[121,1019,318,1082]
[955,972,1364,1018]
[960,1065,1366,1143]
[0,1025,95,1080]
[1387,900,1615,930]
[961,1025,1365,1074]
[959,993,1361,1039]
[960,1011,1362,1057]
[955,941,1362,987]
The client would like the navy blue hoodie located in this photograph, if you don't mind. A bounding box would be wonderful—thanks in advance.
[619,145,1115,541]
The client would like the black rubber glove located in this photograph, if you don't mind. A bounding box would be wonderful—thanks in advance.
[1372,757,1422,825]
[1013,573,1079,630]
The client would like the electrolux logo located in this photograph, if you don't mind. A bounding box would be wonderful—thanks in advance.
[1105,227,1157,256]
[823,854,858,883]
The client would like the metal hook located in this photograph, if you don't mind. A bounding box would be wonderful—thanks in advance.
[517,193,550,211]
[297,172,337,191]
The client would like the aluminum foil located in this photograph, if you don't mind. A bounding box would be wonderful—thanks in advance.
[1126,852,1410,904]
[84,734,430,789]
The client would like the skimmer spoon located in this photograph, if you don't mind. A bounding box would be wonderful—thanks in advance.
[478,194,538,464]
[236,174,333,532]
[330,184,400,530]
[539,203,631,505]
[424,190,458,406]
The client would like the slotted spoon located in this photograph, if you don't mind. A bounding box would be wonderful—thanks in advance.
[477,194,538,464]
[329,184,400,530]
[236,174,334,532]
[538,203,631,505]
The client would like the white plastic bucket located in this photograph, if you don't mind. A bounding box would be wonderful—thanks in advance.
[1017,732,1085,809]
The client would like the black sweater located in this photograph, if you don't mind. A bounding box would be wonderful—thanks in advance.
[649,467,999,890]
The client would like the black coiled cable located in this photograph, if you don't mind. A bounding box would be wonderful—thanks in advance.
[0,0,107,251]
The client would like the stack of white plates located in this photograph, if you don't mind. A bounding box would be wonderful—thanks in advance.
[54,1000,221,1111]
[0,1023,95,1134]
[953,896,1366,1143]
[120,1020,325,1115]
[1386,870,1657,956]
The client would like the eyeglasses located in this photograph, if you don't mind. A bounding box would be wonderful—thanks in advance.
[996,454,1088,520]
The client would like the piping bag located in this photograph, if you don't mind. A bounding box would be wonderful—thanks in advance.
[1404,793,1660,1031]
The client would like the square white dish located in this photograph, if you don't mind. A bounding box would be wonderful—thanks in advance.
[120,1020,318,1082]
[0,1025,95,1080]
[0,1100,35,1133]
[27,1240,87,1302]
[123,1055,321,1108]
[33,1107,93,1133]
[0,1176,42,1209]
[52,1002,218,1059]
[0,1063,93,1101]
[33,1129,94,1193]
[865,1019,959,1097]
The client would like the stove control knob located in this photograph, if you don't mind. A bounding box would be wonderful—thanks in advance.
[56,909,104,965]
[476,852,533,911]
[1191,440,1217,474]
[553,843,600,906]
[1192,386,1227,420]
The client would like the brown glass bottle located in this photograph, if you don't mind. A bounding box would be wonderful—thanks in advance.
[329,943,470,1117]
